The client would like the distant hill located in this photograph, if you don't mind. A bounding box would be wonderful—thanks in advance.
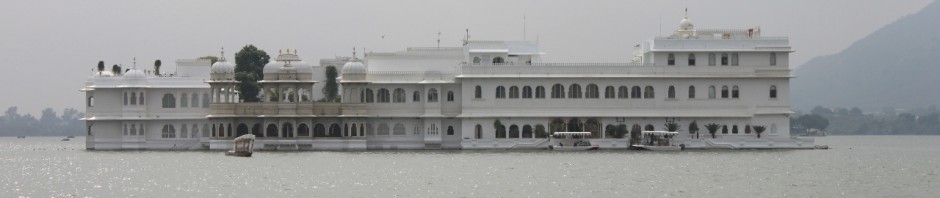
[792,1,940,112]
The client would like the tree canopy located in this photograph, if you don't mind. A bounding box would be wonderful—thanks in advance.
[234,45,270,102]
[322,66,339,102]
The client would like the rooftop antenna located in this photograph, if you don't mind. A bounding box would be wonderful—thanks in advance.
[437,31,441,49]
[352,47,357,59]
[132,57,136,68]
[523,15,526,41]
[463,28,470,45]
[659,16,662,36]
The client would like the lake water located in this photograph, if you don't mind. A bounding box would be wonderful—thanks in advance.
[1,136,938,197]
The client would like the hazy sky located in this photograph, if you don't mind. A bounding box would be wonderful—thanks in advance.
[0,0,932,115]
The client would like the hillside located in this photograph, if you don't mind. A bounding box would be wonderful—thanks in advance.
[792,1,940,112]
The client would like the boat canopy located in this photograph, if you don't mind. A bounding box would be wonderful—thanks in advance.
[234,134,255,143]
[552,132,592,136]
[641,131,680,135]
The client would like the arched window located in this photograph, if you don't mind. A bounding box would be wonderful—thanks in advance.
[161,124,176,138]
[551,84,565,98]
[688,86,696,99]
[522,86,533,98]
[509,125,519,138]
[474,85,482,99]
[393,88,405,103]
[393,123,406,135]
[314,124,327,137]
[708,53,716,66]
[688,54,696,66]
[645,124,655,131]
[770,85,778,99]
[709,86,716,99]
[472,57,482,64]
[365,89,374,103]
[191,93,199,108]
[522,125,533,138]
[447,126,454,135]
[535,86,546,98]
[492,57,504,64]
[413,91,421,102]
[568,84,582,99]
[509,86,519,99]
[130,92,137,105]
[770,52,777,66]
[732,86,740,99]
[667,53,675,66]
[644,86,655,99]
[721,53,729,66]
[495,86,506,99]
[586,84,599,99]
[191,125,198,138]
[618,86,629,99]
[428,88,439,102]
[667,86,676,99]
[298,124,310,137]
[139,92,145,105]
[631,86,641,98]
[731,53,739,66]
[282,123,294,138]
[124,92,128,106]
[732,125,739,134]
[162,94,176,108]
[475,124,482,139]
[377,88,390,103]
[202,93,209,108]
[721,86,729,98]
[266,124,278,137]
[180,124,189,138]
[447,91,455,101]
[722,125,728,134]
[604,86,615,99]
[180,93,188,108]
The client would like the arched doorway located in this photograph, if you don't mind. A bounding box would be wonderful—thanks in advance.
[508,125,519,138]
[266,124,278,137]
[282,123,294,138]
[236,124,249,137]
[329,124,341,137]
[314,124,326,137]
[298,124,310,137]
[251,124,262,137]
[567,118,582,132]
[522,125,533,138]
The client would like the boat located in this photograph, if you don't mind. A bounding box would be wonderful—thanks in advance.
[631,131,683,151]
[67,135,75,138]
[548,132,599,151]
[61,138,70,141]
[16,136,26,139]
[225,134,255,157]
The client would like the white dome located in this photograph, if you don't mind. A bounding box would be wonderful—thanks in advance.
[211,59,235,74]
[679,18,693,31]
[123,68,146,79]
[342,59,367,74]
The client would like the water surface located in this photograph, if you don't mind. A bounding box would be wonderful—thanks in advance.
[1,136,937,197]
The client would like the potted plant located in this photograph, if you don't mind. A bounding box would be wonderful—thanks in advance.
[753,125,766,138]
[688,121,699,139]
[704,123,721,139]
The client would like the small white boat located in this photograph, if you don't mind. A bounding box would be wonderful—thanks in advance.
[631,131,683,151]
[226,134,255,157]
[549,132,599,151]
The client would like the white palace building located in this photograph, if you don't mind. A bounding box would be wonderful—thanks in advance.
[82,15,815,150]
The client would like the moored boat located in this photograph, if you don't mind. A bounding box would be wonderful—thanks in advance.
[226,134,255,157]
[631,131,683,151]
[549,132,599,151]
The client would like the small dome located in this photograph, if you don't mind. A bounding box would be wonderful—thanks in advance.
[679,18,693,31]
[211,59,235,74]
[123,68,146,79]
[342,59,367,74]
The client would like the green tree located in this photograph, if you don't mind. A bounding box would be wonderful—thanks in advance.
[616,124,628,139]
[111,64,121,75]
[493,119,505,138]
[753,125,766,138]
[664,123,681,132]
[322,66,339,102]
[97,61,105,72]
[198,56,219,65]
[705,123,721,138]
[234,45,270,102]
[154,59,162,75]
[688,121,699,138]
[534,124,547,138]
